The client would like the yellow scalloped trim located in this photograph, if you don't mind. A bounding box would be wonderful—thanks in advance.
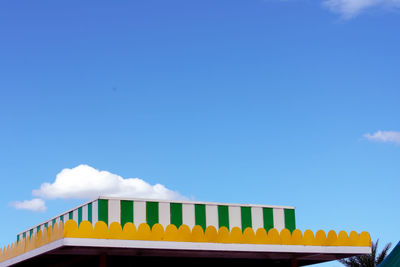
[0,221,64,263]
[0,220,371,263]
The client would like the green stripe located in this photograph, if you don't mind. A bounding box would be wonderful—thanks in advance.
[60,215,64,223]
[241,207,252,231]
[23,232,26,239]
[78,207,82,225]
[37,226,41,233]
[98,199,109,225]
[120,200,133,228]
[284,209,296,232]
[263,208,274,231]
[195,204,206,231]
[218,205,229,229]
[146,202,159,228]
[17,235,19,243]
[170,203,183,228]
[44,222,48,229]
[52,219,56,227]
[69,211,73,220]
[88,203,92,223]
[29,229,33,239]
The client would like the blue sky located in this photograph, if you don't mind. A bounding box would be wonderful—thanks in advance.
[1,0,399,266]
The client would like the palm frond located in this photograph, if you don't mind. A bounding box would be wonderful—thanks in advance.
[338,257,359,267]
[338,239,391,267]
[376,242,392,264]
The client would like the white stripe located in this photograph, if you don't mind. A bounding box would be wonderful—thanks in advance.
[134,201,146,226]
[132,201,135,225]
[182,204,195,229]
[158,202,170,228]
[228,206,241,230]
[108,199,121,225]
[82,205,88,222]
[63,238,371,253]
[273,208,285,232]
[251,207,263,231]
[92,201,98,226]
[205,205,218,229]
[73,209,78,223]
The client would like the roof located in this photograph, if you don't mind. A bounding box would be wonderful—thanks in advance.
[0,197,371,266]
[378,241,400,267]
[1,219,371,266]
[1,237,371,267]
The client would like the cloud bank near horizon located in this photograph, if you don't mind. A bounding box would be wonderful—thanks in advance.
[33,164,185,200]
[11,165,186,212]
[10,198,47,213]
[322,0,400,19]
[364,130,400,145]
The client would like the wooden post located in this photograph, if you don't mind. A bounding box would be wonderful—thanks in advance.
[99,253,107,267]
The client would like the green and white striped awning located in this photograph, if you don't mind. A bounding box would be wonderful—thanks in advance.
[17,197,295,242]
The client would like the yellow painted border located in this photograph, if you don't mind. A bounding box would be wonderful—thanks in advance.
[0,220,371,263]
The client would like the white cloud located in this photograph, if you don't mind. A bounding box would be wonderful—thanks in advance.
[10,198,47,212]
[32,164,186,200]
[364,130,400,145]
[322,0,400,19]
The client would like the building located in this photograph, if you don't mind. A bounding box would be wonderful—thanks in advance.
[0,197,371,266]
[378,241,400,267]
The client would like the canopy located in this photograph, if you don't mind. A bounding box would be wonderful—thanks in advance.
[378,241,400,267]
